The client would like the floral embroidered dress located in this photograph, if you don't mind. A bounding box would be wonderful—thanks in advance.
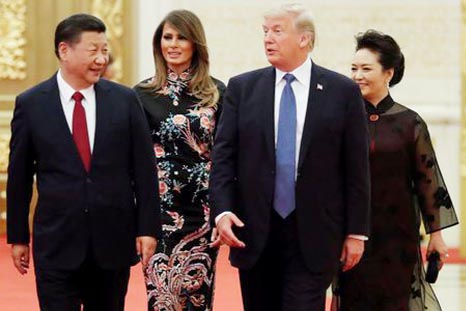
[332,95,458,311]
[134,69,225,311]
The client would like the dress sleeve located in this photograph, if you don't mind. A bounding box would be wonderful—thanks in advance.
[413,115,458,233]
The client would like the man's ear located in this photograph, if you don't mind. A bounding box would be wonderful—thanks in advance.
[299,32,312,49]
[58,42,68,60]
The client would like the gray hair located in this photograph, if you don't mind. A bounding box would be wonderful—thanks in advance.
[264,3,316,51]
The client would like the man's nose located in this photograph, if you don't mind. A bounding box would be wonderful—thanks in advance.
[264,32,274,43]
[95,54,107,65]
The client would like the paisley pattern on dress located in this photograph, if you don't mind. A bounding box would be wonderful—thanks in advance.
[145,205,214,311]
[135,70,225,311]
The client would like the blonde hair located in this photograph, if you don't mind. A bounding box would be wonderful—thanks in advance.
[142,10,219,107]
[264,3,316,51]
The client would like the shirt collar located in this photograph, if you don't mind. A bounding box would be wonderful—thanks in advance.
[56,69,95,103]
[275,58,312,87]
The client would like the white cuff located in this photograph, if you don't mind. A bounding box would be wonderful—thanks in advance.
[215,211,233,225]
[347,234,368,241]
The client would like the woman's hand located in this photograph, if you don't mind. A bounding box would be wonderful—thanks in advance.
[427,231,449,270]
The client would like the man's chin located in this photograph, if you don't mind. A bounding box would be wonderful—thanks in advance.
[87,75,101,85]
[266,55,278,66]
[267,58,283,69]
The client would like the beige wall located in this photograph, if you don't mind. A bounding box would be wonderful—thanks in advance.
[135,0,460,105]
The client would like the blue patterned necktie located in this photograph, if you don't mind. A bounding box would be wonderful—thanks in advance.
[274,73,297,219]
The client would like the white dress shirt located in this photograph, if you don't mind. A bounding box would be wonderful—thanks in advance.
[57,70,96,152]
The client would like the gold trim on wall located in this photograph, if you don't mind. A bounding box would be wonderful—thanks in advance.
[0,0,27,80]
[0,133,9,172]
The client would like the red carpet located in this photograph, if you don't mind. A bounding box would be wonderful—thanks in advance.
[5,234,461,310]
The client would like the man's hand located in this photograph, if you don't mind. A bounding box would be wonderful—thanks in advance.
[210,228,220,247]
[136,236,157,268]
[340,237,364,272]
[210,213,246,248]
[11,244,30,275]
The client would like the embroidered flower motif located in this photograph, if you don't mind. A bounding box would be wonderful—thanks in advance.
[165,211,185,231]
[168,71,179,81]
[173,114,187,126]
[157,68,192,106]
[200,116,211,130]
[179,71,190,80]
[154,143,165,158]
[172,180,184,193]
[159,181,168,195]
[157,168,167,179]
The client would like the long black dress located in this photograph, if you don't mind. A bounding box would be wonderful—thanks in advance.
[333,95,458,311]
[134,69,225,311]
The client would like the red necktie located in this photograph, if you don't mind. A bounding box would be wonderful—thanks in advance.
[72,92,91,172]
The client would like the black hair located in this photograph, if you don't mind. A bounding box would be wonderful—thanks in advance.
[355,29,405,87]
[54,13,106,58]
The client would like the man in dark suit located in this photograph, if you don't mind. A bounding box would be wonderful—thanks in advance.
[210,4,370,311]
[6,14,161,311]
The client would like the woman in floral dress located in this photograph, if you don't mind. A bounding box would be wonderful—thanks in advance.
[134,10,225,311]
[333,30,458,311]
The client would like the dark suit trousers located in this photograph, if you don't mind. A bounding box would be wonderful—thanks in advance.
[239,211,327,311]
[34,247,130,311]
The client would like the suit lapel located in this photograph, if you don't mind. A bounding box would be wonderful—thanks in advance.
[259,67,277,164]
[298,62,325,170]
[92,80,113,163]
[41,76,84,162]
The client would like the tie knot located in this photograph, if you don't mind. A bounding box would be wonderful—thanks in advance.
[283,73,296,84]
[72,92,84,102]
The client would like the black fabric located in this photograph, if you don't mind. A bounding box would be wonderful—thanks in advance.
[35,248,130,311]
[333,95,458,311]
[239,211,326,311]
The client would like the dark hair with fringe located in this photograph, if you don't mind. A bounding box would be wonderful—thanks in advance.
[355,29,405,87]
[54,13,106,59]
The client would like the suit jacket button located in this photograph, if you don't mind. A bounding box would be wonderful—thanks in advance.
[86,178,92,184]
[84,208,89,213]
